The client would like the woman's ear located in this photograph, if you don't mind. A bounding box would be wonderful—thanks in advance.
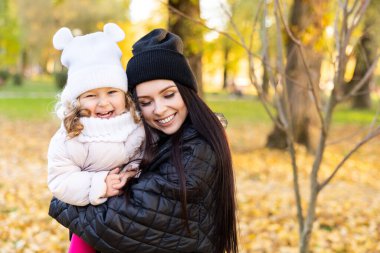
[53,27,74,50]
[103,23,125,42]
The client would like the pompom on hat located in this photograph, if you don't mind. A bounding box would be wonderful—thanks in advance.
[53,23,128,106]
[126,29,198,92]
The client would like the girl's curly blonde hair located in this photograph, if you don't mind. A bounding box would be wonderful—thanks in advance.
[59,93,140,139]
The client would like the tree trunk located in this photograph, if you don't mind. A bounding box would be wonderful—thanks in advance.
[261,0,270,97]
[222,43,230,90]
[267,0,327,153]
[262,54,270,97]
[20,49,28,77]
[168,0,204,97]
[345,16,377,109]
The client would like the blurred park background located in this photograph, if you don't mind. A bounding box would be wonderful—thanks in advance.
[0,0,380,252]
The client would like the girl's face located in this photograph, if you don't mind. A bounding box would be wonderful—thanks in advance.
[78,87,126,118]
[136,80,188,135]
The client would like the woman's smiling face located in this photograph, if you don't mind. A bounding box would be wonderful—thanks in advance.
[136,80,188,135]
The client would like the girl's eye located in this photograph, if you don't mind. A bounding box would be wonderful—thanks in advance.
[164,92,175,99]
[84,94,95,98]
[108,90,118,94]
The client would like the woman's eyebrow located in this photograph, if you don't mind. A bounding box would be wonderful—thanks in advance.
[159,85,176,93]
[137,85,176,98]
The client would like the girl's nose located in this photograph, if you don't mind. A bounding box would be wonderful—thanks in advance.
[97,96,109,106]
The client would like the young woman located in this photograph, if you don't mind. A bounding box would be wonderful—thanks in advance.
[49,28,238,253]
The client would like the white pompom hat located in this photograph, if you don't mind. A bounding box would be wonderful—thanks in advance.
[53,23,127,106]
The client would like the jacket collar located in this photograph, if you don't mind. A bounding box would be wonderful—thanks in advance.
[147,123,199,172]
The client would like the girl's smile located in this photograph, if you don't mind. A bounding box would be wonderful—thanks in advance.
[78,87,126,119]
[96,111,115,118]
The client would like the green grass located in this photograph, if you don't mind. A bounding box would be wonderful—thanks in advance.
[206,96,271,127]
[1,96,377,126]
[206,94,378,127]
[0,98,56,120]
[332,103,378,125]
[0,78,377,126]
[0,76,58,94]
[0,77,58,120]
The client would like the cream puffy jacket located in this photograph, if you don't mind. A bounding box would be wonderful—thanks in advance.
[47,113,144,206]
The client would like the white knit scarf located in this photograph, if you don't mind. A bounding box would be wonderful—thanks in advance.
[77,112,140,143]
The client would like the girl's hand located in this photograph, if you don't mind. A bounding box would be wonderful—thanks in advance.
[104,168,138,198]
[117,170,139,189]
[104,168,122,198]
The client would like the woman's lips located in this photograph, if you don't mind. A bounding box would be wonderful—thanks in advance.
[156,114,175,125]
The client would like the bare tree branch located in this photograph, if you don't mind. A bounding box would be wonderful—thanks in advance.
[320,126,380,190]
[273,0,304,233]
[288,141,304,233]
[298,46,327,133]
[165,1,311,134]
[275,0,327,134]
[220,3,249,53]
[339,54,379,102]
[166,3,245,50]
[333,1,349,99]
[344,0,370,49]
[351,0,371,29]
[166,0,323,101]
[164,3,377,250]
[219,2,286,130]
[326,126,369,145]
[248,0,265,52]
[368,99,380,133]
[274,0,301,46]
[347,0,360,15]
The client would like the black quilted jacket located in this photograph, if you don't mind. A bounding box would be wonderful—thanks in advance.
[49,124,218,253]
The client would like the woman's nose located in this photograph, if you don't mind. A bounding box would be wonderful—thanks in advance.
[153,101,166,115]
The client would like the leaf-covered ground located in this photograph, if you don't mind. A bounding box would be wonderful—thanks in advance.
[0,119,379,252]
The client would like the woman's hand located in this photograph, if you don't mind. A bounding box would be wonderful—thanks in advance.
[104,168,137,198]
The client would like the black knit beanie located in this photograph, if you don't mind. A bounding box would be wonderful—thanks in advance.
[126,29,198,92]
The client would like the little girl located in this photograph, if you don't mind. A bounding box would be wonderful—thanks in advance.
[47,23,144,253]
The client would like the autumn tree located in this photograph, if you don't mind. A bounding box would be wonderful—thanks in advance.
[344,0,380,109]
[178,0,378,252]
[265,1,378,252]
[13,0,129,74]
[168,0,204,96]
[266,0,330,153]
[222,0,261,92]
[0,0,21,70]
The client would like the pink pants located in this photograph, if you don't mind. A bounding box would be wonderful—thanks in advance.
[68,234,96,253]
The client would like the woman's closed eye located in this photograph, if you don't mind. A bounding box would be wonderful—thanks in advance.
[138,100,151,107]
[164,92,175,99]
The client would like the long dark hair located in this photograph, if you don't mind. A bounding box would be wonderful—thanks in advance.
[133,83,238,253]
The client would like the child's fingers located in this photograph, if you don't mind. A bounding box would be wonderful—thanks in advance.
[124,170,138,178]
[113,171,137,189]
[112,180,126,190]
[107,174,121,181]
[107,189,120,197]
[108,167,120,175]
[121,171,138,182]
